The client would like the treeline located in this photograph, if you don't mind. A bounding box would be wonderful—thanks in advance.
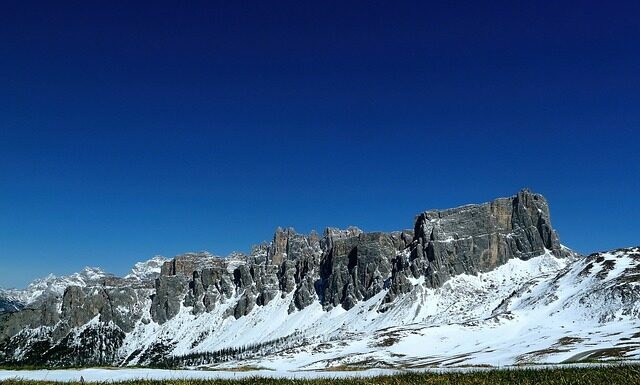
[155,331,305,368]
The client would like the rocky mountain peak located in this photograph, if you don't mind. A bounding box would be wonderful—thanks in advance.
[125,256,170,281]
[383,188,568,304]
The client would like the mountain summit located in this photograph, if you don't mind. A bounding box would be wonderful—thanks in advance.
[1,189,638,369]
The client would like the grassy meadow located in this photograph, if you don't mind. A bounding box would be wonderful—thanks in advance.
[1,365,639,385]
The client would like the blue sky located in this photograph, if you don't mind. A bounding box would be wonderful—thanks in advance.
[1,1,639,288]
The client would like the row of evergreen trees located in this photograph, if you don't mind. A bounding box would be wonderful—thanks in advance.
[156,330,306,368]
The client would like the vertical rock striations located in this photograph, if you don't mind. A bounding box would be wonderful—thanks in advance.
[384,189,567,303]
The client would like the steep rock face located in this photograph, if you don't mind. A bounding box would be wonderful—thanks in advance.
[160,252,222,276]
[61,285,149,333]
[319,230,408,310]
[271,229,323,311]
[0,281,150,366]
[150,275,189,323]
[0,301,59,343]
[384,189,567,303]
[184,267,233,314]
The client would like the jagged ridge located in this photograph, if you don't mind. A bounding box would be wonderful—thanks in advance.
[2,189,629,369]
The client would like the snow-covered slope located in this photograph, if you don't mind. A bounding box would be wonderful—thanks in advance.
[125,256,170,281]
[1,190,638,370]
[2,248,639,369]
[363,246,640,368]
[111,247,639,369]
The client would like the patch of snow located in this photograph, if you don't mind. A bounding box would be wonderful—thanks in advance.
[125,256,169,281]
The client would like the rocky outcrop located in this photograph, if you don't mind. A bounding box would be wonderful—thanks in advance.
[160,252,222,276]
[0,294,61,343]
[576,247,640,322]
[0,189,571,366]
[384,189,567,303]
[0,281,150,366]
[150,275,188,323]
[318,230,408,310]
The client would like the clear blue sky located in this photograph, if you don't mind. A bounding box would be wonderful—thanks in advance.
[1,1,639,288]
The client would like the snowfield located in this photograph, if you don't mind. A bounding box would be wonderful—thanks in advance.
[2,247,639,374]
[0,363,637,382]
[0,368,402,382]
[112,248,640,370]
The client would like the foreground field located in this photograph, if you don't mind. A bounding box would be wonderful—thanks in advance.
[1,365,640,385]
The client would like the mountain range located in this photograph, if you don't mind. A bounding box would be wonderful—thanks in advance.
[1,189,638,370]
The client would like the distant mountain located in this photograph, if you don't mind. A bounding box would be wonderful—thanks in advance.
[125,256,170,281]
[0,299,22,314]
[1,189,638,369]
[0,267,111,309]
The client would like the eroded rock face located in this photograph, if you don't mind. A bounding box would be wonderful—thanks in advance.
[160,252,222,276]
[0,300,59,342]
[151,275,188,323]
[0,189,571,366]
[58,285,151,335]
[384,189,568,304]
[0,280,150,366]
[319,231,406,310]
